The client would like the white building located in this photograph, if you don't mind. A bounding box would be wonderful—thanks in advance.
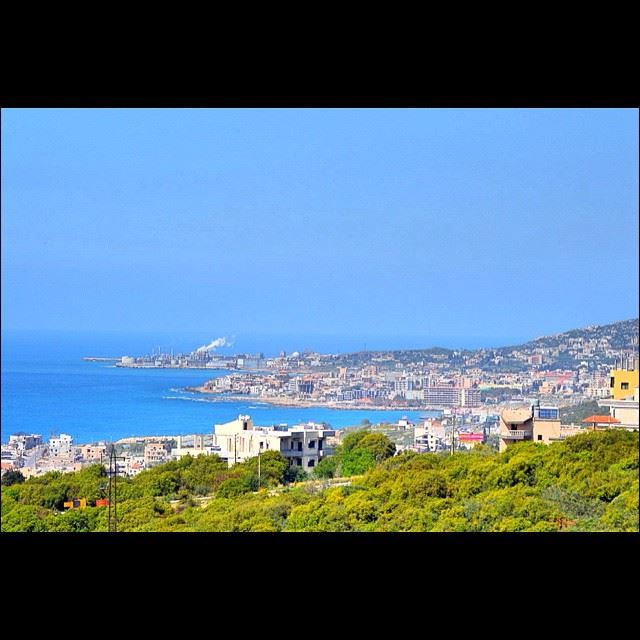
[213,415,335,471]
[49,434,73,457]
[171,434,228,462]
[598,386,640,430]
[8,433,42,455]
[125,456,145,477]
[414,420,446,452]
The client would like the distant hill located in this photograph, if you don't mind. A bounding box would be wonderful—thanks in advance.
[334,318,639,372]
[510,318,639,352]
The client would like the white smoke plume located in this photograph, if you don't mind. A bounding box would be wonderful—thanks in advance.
[195,337,232,353]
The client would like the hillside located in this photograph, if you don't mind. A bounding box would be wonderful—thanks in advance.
[333,318,639,372]
[2,430,637,532]
[524,318,639,350]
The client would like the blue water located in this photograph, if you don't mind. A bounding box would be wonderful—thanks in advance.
[1,334,434,443]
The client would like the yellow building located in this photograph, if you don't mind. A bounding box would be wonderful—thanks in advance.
[609,356,639,400]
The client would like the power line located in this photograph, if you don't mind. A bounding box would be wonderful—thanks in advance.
[107,445,125,533]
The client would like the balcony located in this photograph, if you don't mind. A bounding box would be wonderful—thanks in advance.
[500,429,531,440]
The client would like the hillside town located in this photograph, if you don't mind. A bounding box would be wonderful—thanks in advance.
[121,319,639,412]
[3,320,638,481]
[4,351,638,480]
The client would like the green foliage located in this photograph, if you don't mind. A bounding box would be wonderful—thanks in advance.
[2,470,26,486]
[560,400,610,426]
[313,456,338,479]
[341,449,376,476]
[2,430,637,533]
[337,430,396,477]
[217,476,256,498]
[284,464,308,484]
[236,451,288,488]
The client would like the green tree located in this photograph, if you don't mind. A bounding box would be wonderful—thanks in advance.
[313,456,339,479]
[2,470,25,486]
[284,464,308,483]
[237,451,288,488]
[2,429,637,533]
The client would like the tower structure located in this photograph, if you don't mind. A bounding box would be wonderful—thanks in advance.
[107,446,125,532]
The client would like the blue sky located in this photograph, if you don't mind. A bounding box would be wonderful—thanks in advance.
[1,108,638,349]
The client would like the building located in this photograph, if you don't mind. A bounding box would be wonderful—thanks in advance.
[49,434,73,458]
[581,415,622,430]
[596,358,639,430]
[499,403,566,451]
[212,415,335,470]
[144,442,169,467]
[171,434,228,462]
[125,456,145,477]
[414,420,446,452]
[598,386,640,430]
[608,357,639,400]
[8,433,42,455]
[423,386,481,408]
[460,388,481,408]
[78,444,107,462]
[457,432,485,449]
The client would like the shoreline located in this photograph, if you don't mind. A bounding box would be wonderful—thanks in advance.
[184,386,443,413]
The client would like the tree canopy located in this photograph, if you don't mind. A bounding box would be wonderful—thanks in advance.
[2,430,637,532]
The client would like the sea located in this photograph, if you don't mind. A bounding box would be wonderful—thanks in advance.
[0,331,462,444]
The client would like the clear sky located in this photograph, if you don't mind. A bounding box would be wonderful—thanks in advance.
[2,108,638,349]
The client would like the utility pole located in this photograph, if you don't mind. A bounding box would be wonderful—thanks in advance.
[258,448,261,489]
[107,445,125,533]
[450,413,456,456]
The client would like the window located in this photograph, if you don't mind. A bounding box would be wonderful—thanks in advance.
[259,442,264,449]
[297,442,303,451]
[308,459,315,467]
[309,440,316,448]
[611,377,615,388]
[537,435,543,441]
[318,440,323,450]
[621,382,629,390]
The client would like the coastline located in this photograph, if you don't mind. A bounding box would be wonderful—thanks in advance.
[184,386,439,413]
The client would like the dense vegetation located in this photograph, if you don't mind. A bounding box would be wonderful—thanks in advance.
[2,430,637,532]
[560,399,609,425]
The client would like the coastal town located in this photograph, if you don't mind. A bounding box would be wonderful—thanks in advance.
[3,319,638,481]
[116,319,638,413]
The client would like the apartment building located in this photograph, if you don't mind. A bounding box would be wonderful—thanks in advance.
[78,444,107,462]
[171,434,228,461]
[212,415,335,470]
[423,386,481,408]
[499,403,565,452]
[596,359,639,430]
[49,434,73,458]
[144,442,170,467]
[598,387,639,430]
[608,357,639,400]
[8,433,42,455]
